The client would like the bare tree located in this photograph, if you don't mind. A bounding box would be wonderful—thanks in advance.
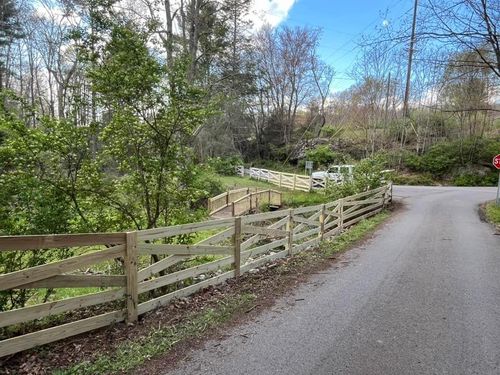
[253,25,327,148]
[424,0,500,78]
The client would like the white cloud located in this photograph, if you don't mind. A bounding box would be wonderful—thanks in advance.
[250,0,297,29]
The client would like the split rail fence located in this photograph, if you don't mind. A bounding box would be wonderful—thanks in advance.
[0,184,392,358]
[236,166,328,192]
[209,188,282,216]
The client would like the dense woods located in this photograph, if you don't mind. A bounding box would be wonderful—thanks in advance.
[0,0,498,245]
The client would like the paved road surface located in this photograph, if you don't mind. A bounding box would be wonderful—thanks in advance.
[166,186,500,375]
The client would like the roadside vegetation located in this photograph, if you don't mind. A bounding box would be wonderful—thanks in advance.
[484,202,500,226]
[54,293,257,375]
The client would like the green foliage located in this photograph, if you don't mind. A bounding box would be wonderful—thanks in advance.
[320,211,390,256]
[89,26,162,105]
[325,156,386,200]
[403,138,500,180]
[0,24,219,311]
[282,190,329,208]
[207,156,243,175]
[485,202,500,225]
[305,145,350,169]
[452,171,497,186]
[391,173,436,186]
[86,24,217,230]
[404,143,458,177]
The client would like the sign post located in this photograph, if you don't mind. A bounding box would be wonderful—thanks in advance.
[493,154,500,206]
[305,160,313,176]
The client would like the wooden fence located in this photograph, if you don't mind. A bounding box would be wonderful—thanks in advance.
[209,188,282,216]
[0,184,392,358]
[231,190,282,216]
[237,166,328,192]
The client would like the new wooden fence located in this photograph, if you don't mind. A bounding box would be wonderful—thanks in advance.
[209,188,282,216]
[0,184,392,358]
[237,166,328,192]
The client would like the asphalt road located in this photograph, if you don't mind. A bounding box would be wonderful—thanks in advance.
[167,186,500,375]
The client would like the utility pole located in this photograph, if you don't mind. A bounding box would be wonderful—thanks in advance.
[403,0,418,118]
[384,72,391,124]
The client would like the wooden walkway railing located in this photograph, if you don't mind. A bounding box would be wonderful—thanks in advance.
[0,184,392,358]
[209,188,282,216]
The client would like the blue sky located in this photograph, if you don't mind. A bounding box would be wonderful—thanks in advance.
[267,0,414,91]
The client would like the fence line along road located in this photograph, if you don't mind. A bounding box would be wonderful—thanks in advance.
[0,184,392,358]
[236,166,329,192]
[208,188,283,217]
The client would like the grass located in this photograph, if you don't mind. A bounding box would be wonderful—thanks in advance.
[53,293,257,375]
[218,175,285,190]
[217,175,331,208]
[320,211,390,256]
[485,201,500,225]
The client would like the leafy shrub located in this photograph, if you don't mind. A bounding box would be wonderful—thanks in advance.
[305,145,351,169]
[485,202,500,225]
[207,156,243,176]
[452,171,497,186]
[403,138,500,179]
[392,173,435,186]
[325,156,386,200]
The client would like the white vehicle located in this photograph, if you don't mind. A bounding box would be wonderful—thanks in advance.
[311,165,354,185]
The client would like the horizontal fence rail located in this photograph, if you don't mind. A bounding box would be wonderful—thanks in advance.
[237,166,333,192]
[0,184,392,358]
[208,188,282,217]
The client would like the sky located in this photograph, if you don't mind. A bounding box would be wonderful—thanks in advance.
[251,0,415,91]
[34,0,414,92]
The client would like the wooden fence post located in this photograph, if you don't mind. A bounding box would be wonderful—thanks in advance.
[286,209,294,256]
[319,204,326,241]
[339,199,344,231]
[293,175,297,191]
[279,173,282,188]
[125,231,138,323]
[309,175,313,192]
[233,217,242,277]
[232,202,235,217]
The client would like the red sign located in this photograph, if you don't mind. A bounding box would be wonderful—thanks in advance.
[494,154,500,170]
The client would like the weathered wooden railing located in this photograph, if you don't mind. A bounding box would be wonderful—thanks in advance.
[0,184,392,358]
